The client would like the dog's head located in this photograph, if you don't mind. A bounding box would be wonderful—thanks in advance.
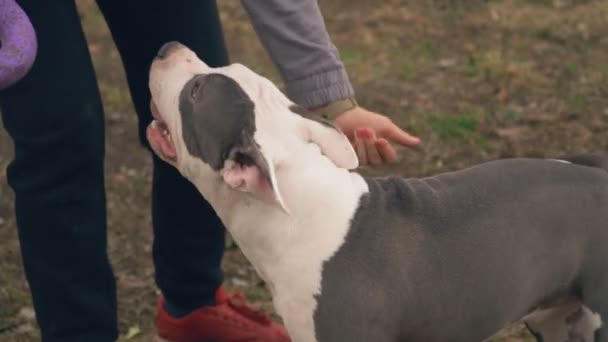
[147,41,358,213]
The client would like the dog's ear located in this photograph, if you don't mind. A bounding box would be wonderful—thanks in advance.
[221,133,289,214]
[290,104,358,169]
[300,117,359,170]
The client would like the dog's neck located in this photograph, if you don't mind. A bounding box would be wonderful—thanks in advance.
[186,143,369,287]
[182,127,369,341]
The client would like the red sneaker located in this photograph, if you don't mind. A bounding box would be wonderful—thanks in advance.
[156,286,291,342]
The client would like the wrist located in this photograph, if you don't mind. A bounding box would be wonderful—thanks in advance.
[309,97,358,121]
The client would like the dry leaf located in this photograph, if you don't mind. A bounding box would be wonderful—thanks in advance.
[125,325,141,340]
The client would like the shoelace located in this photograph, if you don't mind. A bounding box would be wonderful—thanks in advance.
[224,292,272,325]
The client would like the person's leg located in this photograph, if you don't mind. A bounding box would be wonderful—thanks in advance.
[0,1,116,342]
[95,0,229,312]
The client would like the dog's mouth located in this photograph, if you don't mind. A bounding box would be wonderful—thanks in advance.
[147,101,177,162]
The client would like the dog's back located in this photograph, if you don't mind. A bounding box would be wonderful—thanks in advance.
[562,153,608,172]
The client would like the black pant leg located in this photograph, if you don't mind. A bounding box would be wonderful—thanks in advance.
[0,1,116,341]
[95,0,231,311]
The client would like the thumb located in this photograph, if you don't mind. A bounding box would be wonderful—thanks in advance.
[380,120,421,146]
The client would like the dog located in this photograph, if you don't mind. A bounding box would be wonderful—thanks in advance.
[147,41,608,342]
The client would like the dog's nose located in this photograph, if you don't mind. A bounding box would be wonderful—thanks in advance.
[156,41,183,60]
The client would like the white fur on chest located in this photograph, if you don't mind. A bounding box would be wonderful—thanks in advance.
[217,158,369,342]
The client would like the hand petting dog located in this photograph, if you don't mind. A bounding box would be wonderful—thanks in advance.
[333,106,421,166]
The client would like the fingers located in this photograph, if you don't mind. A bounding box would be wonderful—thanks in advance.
[354,129,398,165]
[365,131,383,166]
[349,112,420,166]
[379,118,421,146]
[376,138,398,163]
[355,128,368,165]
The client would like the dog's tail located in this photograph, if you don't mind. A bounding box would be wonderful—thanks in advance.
[559,153,608,172]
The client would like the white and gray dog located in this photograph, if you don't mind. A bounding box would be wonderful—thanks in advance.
[147,41,608,342]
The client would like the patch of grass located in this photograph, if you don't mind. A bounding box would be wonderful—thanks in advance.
[598,64,608,96]
[400,59,419,81]
[534,26,553,41]
[566,93,589,113]
[414,40,436,59]
[533,25,569,46]
[398,40,436,81]
[486,107,524,123]
[600,80,608,97]
[460,50,536,85]
[406,123,425,137]
[0,286,32,332]
[463,55,482,79]
[439,6,466,26]
[563,63,583,78]
[429,114,479,142]
[339,46,365,64]
[99,81,132,112]
[243,287,272,304]
[533,23,594,51]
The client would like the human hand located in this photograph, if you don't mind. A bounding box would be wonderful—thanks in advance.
[333,107,420,166]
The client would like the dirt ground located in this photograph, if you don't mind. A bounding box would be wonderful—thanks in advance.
[1,0,607,341]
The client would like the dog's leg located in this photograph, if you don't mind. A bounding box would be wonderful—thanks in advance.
[579,263,608,342]
[524,303,573,342]
[524,300,600,342]
[581,297,607,341]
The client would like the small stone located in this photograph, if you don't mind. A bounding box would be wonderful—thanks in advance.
[438,58,456,68]
[230,277,249,288]
[107,111,122,123]
[15,322,35,334]
[18,307,35,321]
[496,127,531,141]
[552,0,572,8]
